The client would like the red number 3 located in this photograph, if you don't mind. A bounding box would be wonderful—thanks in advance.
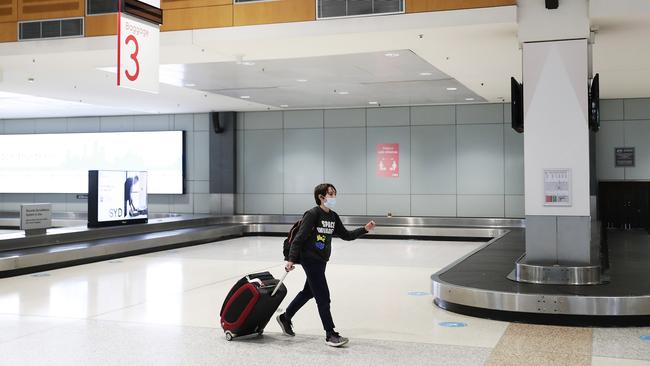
[125,35,140,81]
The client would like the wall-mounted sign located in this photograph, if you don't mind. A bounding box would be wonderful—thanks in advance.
[543,169,571,206]
[615,147,635,167]
[376,143,399,177]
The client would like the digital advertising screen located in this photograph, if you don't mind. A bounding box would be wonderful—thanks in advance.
[88,170,148,227]
[0,131,184,194]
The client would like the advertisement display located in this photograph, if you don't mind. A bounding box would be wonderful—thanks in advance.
[0,131,184,194]
[88,170,148,227]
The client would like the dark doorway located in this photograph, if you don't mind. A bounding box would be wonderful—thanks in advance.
[598,182,650,231]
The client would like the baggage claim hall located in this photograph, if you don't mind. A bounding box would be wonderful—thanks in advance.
[1,0,650,365]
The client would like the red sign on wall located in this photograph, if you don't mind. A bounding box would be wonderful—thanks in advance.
[376,143,399,177]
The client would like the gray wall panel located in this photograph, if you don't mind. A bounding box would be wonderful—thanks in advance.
[596,121,625,180]
[367,107,409,127]
[624,98,650,120]
[65,194,86,212]
[411,125,456,194]
[410,105,455,126]
[148,195,170,213]
[283,194,314,214]
[193,131,210,181]
[173,114,194,131]
[324,108,365,128]
[505,128,524,195]
[366,194,410,216]
[193,193,211,213]
[244,194,283,214]
[284,110,324,129]
[244,130,283,193]
[100,116,134,132]
[504,103,512,124]
[194,114,210,131]
[457,103,503,124]
[332,194,366,216]
[134,115,171,131]
[505,195,525,218]
[457,195,504,217]
[237,130,245,193]
[4,119,35,134]
[600,99,624,121]
[624,120,650,180]
[284,129,324,193]
[33,193,66,212]
[367,127,410,194]
[457,124,504,194]
[244,111,283,130]
[67,117,100,133]
[324,128,366,194]
[411,195,456,216]
[35,118,67,133]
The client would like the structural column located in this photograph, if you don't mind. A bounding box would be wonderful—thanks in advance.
[518,0,596,265]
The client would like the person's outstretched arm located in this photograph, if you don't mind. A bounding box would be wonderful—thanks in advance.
[333,213,375,241]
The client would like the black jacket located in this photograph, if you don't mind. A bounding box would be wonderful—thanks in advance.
[288,206,367,263]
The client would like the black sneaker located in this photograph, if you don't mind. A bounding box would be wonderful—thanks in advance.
[325,332,349,347]
[276,313,295,336]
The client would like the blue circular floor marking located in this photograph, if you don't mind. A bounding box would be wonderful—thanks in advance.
[640,335,650,341]
[408,291,430,296]
[438,322,467,328]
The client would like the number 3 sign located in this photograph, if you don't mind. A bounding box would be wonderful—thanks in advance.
[118,13,160,93]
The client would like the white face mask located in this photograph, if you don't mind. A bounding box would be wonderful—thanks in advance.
[324,197,337,208]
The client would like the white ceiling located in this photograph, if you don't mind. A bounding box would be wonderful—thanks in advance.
[0,2,649,119]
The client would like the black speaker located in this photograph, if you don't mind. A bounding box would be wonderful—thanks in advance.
[211,112,235,134]
[545,0,559,9]
[511,77,524,133]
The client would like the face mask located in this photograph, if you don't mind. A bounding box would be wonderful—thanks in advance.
[324,197,337,208]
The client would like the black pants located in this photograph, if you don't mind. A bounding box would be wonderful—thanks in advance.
[285,258,335,333]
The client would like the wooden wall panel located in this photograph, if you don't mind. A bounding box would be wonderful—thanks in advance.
[161,5,232,31]
[0,0,17,22]
[162,0,230,10]
[18,0,84,21]
[85,13,116,37]
[233,0,315,26]
[0,21,17,42]
[406,0,516,13]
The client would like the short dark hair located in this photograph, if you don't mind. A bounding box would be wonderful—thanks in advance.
[314,183,336,205]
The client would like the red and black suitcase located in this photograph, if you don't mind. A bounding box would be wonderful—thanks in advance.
[220,271,288,341]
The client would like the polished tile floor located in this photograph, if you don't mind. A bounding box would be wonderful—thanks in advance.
[0,236,649,365]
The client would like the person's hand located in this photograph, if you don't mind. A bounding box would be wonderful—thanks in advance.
[365,220,376,232]
[285,261,295,272]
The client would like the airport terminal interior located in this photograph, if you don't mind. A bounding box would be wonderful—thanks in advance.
[2,0,650,365]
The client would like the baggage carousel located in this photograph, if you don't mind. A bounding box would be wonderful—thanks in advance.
[2,212,649,325]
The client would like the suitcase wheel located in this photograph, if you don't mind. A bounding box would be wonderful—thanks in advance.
[225,331,235,341]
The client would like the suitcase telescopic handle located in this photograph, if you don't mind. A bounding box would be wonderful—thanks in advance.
[271,270,289,297]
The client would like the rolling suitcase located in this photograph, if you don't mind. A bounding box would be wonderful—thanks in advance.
[220,270,288,341]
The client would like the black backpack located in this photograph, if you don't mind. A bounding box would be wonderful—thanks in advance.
[283,219,303,263]
[283,209,315,263]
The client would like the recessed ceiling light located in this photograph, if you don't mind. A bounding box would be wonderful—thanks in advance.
[280,104,289,108]
[28,78,35,83]
[338,91,349,95]
[368,101,379,105]
[240,96,250,99]
[296,79,308,82]
[419,72,433,76]
[384,53,400,57]
[446,87,458,91]
[242,61,255,66]
[465,97,475,101]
